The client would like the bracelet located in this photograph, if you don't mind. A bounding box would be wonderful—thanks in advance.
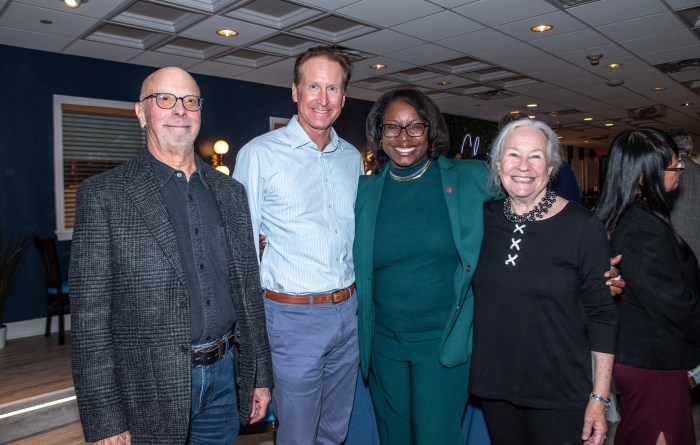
[589,392,611,409]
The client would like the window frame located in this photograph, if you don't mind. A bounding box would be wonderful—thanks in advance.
[53,94,141,241]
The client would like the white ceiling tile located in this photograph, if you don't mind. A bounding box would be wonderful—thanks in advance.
[188,60,253,78]
[567,0,670,27]
[234,67,293,84]
[9,0,131,19]
[473,43,548,66]
[598,12,688,42]
[438,28,518,54]
[638,43,700,65]
[453,0,557,27]
[621,29,698,54]
[391,11,485,42]
[387,43,462,66]
[530,29,613,54]
[336,0,443,28]
[0,2,99,38]
[63,39,143,62]
[0,25,73,51]
[128,51,202,69]
[341,29,424,55]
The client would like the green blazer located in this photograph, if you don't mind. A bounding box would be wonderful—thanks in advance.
[354,155,494,379]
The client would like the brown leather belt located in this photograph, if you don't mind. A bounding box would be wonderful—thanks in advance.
[192,328,235,367]
[265,283,355,305]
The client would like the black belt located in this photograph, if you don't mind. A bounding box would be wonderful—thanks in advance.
[192,328,235,367]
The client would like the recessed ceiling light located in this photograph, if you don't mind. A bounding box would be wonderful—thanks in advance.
[370,64,386,69]
[63,0,85,8]
[526,103,537,108]
[584,117,593,121]
[437,81,451,86]
[217,29,238,37]
[528,115,536,119]
[558,136,563,139]
[531,25,553,32]
[605,123,614,127]
[605,63,622,69]
[680,102,693,107]
[651,86,666,91]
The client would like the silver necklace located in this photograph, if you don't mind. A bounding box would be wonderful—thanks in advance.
[503,189,557,223]
[389,159,432,182]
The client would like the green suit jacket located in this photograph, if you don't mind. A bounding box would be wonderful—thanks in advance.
[354,155,494,380]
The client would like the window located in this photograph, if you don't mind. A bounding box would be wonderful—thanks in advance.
[53,95,145,240]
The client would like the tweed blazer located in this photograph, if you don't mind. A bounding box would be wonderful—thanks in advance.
[354,156,493,380]
[69,150,272,444]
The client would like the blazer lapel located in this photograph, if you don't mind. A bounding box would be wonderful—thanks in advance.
[357,167,389,280]
[124,150,187,286]
[438,156,465,265]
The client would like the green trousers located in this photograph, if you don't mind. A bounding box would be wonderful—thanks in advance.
[368,325,470,445]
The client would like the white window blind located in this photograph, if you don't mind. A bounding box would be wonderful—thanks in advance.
[54,96,145,240]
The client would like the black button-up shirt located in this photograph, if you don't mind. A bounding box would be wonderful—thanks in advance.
[148,151,236,344]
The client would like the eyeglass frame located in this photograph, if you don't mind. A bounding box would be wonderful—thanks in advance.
[380,123,430,138]
[665,159,686,173]
[140,92,204,111]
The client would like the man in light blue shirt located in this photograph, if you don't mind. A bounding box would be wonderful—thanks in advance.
[233,46,363,445]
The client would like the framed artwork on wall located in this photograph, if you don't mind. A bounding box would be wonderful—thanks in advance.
[269,117,290,131]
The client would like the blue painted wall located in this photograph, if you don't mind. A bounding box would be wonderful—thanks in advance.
[0,44,373,323]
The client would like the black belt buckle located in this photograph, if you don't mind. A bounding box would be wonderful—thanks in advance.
[191,329,235,367]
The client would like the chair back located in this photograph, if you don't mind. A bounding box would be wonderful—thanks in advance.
[33,237,64,292]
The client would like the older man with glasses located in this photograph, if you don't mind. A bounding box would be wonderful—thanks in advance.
[70,66,272,445]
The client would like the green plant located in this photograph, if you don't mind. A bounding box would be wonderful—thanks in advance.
[0,226,33,327]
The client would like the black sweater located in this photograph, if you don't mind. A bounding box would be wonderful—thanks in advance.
[470,200,617,410]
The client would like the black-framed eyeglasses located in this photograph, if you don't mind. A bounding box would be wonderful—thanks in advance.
[665,159,686,173]
[380,123,429,138]
[140,93,204,111]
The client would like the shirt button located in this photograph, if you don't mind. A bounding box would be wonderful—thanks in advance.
[199,264,204,270]
[176,172,183,178]
[324,178,329,183]
[180,345,188,353]
[178,300,186,307]
[194,228,199,235]
[206,300,211,306]
[334,229,339,234]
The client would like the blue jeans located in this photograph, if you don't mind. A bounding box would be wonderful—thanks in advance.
[188,347,239,445]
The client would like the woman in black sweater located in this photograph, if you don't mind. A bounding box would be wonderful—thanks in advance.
[470,119,617,445]
[597,127,700,445]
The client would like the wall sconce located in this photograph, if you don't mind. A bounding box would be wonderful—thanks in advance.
[63,0,87,8]
[211,140,230,175]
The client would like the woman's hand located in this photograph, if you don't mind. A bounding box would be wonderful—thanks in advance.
[605,255,625,296]
[582,399,608,445]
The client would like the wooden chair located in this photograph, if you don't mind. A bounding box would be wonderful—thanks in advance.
[33,237,69,345]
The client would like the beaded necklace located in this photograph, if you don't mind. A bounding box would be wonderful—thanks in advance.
[389,158,432,182]
[502,189,557,224]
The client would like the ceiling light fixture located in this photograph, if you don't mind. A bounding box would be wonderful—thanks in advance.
[216,29,238,37]
[605,123,614,127]
[437,81,451,86]
[605,63,622,69]
[680,102,693,107]
[370,64,386,69]
[606,79,624,87]
[531,25,553,32]
[528,115,536,119]
[584,117,593,121]
[651,86,666,91]
[586,54,603,66]
[526,103,537,108]
[63,0,86,8]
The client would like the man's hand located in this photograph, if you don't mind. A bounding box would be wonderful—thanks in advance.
[605,255,625,296]
[249,387,271,424]
[94,431,131,445]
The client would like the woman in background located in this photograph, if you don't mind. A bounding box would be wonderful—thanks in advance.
[596,127,700,445]
[469,118,617,445]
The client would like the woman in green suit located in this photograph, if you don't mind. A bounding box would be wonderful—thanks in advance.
[354,89,495,444]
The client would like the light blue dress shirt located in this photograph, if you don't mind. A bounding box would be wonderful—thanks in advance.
[233,115,363,294]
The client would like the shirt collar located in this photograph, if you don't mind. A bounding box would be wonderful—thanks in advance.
[146,149,209,189]
[286,115,342,153]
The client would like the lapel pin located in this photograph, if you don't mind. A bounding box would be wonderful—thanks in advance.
[446,187,452,193]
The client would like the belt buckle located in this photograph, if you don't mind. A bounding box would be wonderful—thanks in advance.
[330,289,344,304]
